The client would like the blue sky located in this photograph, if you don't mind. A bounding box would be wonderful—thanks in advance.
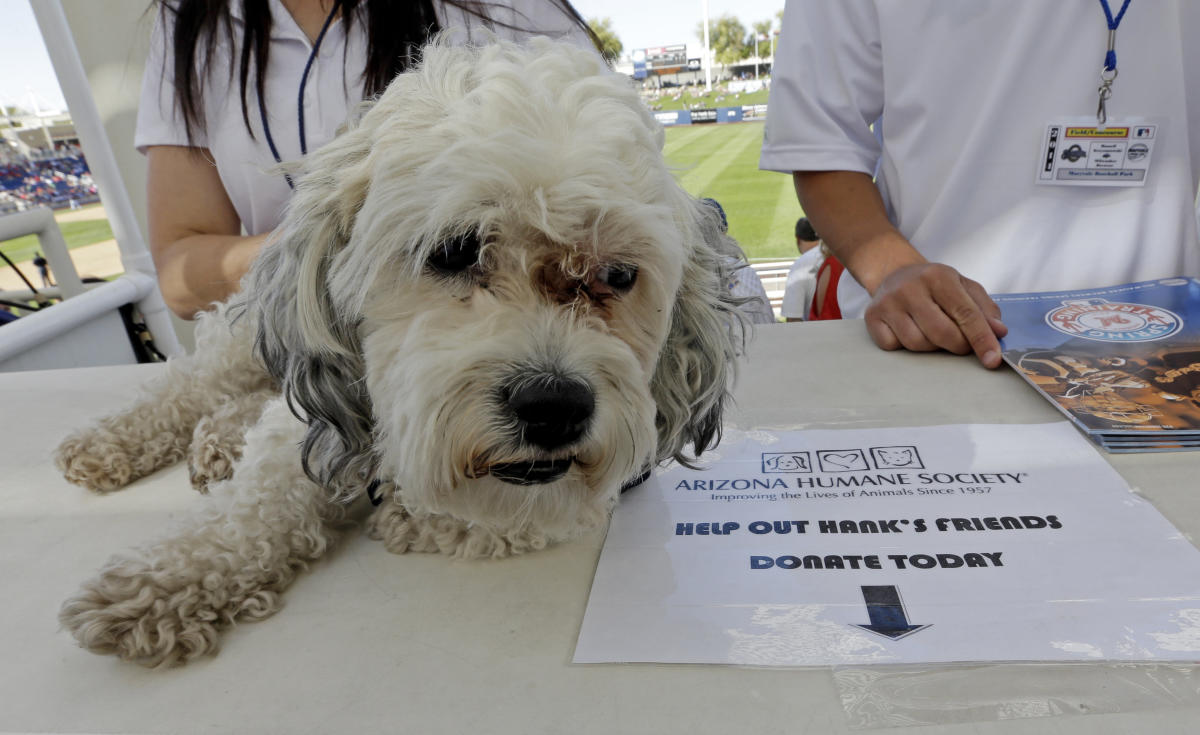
[0,1,67,113]
[0,0,786,115]
[571,0,785,54]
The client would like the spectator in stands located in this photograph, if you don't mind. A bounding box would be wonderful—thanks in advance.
[701,197,776,325]
[139,0,599,319]
[808,242,844,322]
[0,153,95,210]
[779,217,822,322]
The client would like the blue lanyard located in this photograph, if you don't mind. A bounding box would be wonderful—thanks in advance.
[1098,0,1131,72]
[258,0,343,189]
[1096,0,1131,125]
[297,2,342,157]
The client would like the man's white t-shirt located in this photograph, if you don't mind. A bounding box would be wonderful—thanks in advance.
[136,0,592,236]
[760,0,1200,318]
[779,247,822,319]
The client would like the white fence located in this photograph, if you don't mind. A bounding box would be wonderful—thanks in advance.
[750,259,794,319]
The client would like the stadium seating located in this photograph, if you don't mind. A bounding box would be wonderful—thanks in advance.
[0,154,100,213]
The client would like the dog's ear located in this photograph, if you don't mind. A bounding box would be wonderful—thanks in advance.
[650,199,747,467]
[238,121,378,500]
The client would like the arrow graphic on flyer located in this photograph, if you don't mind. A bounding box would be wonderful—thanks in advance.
[853,585,931,640]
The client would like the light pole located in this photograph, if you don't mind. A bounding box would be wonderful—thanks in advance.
[754,34,759,80]
[702,0,712,92]
[26,89,55,152]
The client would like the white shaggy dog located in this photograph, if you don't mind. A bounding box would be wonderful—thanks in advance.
[54,38,746,667]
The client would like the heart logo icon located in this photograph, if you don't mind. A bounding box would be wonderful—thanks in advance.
[823,452,864,470]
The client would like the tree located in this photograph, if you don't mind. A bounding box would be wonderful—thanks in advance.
[696,14,750,66]
[588,17,623,63]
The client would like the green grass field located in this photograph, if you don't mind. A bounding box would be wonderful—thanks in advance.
[664,120,801,260]
[0,205,113,264]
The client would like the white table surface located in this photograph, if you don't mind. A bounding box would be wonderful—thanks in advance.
[2,320,1199,734]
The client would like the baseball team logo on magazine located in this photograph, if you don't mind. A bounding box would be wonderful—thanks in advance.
[1045,298,1183,342]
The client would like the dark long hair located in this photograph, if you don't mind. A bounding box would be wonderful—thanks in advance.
[153,0,598,143]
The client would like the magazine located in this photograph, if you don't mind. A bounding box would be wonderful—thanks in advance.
[992,277,1200,451]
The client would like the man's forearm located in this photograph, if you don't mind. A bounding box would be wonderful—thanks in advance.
[791,170,922,294]
[792,171,1006,367]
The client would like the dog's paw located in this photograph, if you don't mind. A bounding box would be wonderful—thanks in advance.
[54,429,182,493]
[59,556,281,667]
[365,502,548,559]
[187,417,240,493]
[54,434,132,493]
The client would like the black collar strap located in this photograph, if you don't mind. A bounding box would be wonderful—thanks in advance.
[366,478,384,506]
[620,466,652,494]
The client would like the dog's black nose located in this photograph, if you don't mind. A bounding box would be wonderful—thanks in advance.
[506,375,595,450]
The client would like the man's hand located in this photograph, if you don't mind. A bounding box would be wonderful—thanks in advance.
[791,170,1009,368]
[863,263,1008,368]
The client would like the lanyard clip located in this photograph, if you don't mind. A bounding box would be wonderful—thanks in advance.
[1097,67,1118,127]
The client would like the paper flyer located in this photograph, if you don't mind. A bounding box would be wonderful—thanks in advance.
[574,423,1200,666]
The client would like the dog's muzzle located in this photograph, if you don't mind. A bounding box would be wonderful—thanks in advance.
[505,372,595,451]
[490,372,595,485]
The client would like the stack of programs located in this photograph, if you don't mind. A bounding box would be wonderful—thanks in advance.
[993,278,1200,452]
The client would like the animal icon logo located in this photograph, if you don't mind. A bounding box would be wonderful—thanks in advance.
[761,452,812,473]
[870,446,924,469]
[818,450,869,472]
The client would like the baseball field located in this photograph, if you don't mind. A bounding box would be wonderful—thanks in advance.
[663,119,803,261]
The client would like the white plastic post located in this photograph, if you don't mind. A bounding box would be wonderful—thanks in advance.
[0,207,85,298]
[0,272,156,366]
[27,0,184,357]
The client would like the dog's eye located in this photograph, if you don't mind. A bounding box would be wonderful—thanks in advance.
[428,232,481,274]
[599,264,638,293]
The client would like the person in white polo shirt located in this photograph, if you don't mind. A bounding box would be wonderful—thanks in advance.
[137,0,596,318]
[779,217,822,322]
[761,1,1200,368]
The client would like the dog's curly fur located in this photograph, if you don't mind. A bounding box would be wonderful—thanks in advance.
[54,39,747,667]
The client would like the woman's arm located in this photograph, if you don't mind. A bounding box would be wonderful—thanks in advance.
[146,145,268,319]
